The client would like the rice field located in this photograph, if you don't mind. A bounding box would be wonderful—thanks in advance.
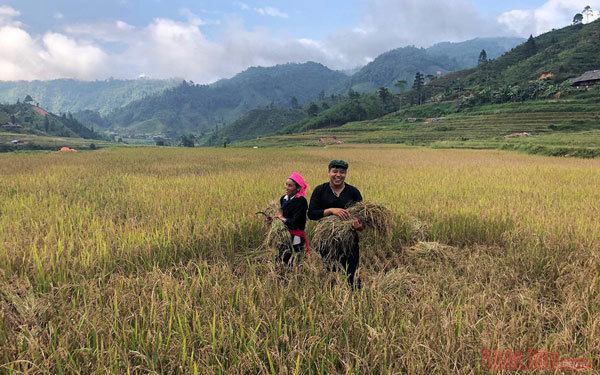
[1,145,599,374]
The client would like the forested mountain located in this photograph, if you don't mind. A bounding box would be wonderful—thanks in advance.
[102,38,524,136]
[463,21,600,85]
[0,102,104,140]
[344,37,524,93]
[104,62,347,135]
[206,107,307,145]
[266,21,600,138]
[426,37,525,68]
[0,78,178,115]
[421,19,600,101]
[344,47,462,93]
[0,36,526,138]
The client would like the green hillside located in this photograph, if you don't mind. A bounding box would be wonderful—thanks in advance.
[0,78,178,115]
[199,38,523,141]
[344,47,460,93]
[105,62,348,135]
[0,102,106,151]
[237,22,600,157]
[206,107,307,145]
[344,37,524,93]
[426,19,600,97]
[238,93,600,158]
[426,37,525,69]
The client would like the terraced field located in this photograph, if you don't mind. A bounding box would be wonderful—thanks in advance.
[242,99,600,157]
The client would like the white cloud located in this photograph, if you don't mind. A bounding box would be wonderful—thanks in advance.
[498,0,600,36]
[0,25,108,80]
[179,8,207,27]
[254,7,288,18]
[0,5,19,18]
[0,7,108,80]
[317,0,503,67]
[235,2,249,10]
[39,33,109,79]
[0,5,23,28]
[54,12,64,20]
[1,0,595,83]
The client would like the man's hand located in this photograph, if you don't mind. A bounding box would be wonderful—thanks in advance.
[327,208,352,220]
[275,213,286,221]
[351,217,363,231]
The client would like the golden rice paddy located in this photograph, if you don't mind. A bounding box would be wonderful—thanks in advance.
[1,145,599,373]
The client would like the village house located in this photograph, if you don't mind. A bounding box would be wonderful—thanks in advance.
[2,122,22,129]
[567,70,600,87]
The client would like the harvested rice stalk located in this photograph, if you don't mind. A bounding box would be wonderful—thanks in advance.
[376,268,413,294]
[257,200,293,253]
[347,201,393,235]
[313,201,392,262]
[312,216,354,262]
[408,217,431,243]
[405,241,455,258]
[264,219,293,253]
[256,200,281,220]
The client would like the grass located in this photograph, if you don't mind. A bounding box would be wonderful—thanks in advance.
[1,145,599,373]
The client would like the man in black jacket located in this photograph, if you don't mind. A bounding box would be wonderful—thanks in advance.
[308,159,363,287]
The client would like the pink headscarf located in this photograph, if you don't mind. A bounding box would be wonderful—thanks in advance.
[288,172,309,198]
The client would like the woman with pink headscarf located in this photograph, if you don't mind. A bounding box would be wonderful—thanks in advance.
[274,172,310,265]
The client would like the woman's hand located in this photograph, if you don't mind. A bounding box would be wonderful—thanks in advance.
[276,213,286,221]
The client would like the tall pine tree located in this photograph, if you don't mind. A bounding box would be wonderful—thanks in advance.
[524,35,537,57]
[412,72,424,105]
[477,49,488,65]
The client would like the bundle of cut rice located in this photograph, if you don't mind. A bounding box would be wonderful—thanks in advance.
[262,200,281,220]
[258,200,293,253]
[404,241,455,259]
[347,201,393,235]
[313,201,392,262]
[264,219,293,253]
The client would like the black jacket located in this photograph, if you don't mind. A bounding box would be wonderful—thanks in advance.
[307,182,363,221]
[280,195,308,230]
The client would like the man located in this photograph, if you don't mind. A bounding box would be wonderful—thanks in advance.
[308,159,363,287]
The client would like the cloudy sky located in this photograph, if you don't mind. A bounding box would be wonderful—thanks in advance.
[0,0,598,82]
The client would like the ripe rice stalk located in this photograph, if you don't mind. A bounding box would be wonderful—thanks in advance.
[376,267,419,295]
[405,241,456,259]
[347,201,393,235]
[313,201,392,262]
[257,200,281,221]
[257,201,293,254]
[264,219,293,253]
[408,217,431,243]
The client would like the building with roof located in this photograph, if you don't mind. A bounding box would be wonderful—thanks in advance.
[567,70,600,87]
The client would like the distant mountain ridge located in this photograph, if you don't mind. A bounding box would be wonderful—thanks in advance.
[0,78,179,115]
[345,37,525,93]
[428,19,600,92]
[0,36,525,136]
[102,37,523,135]
[104,62,347,135]
[426,37,525,68]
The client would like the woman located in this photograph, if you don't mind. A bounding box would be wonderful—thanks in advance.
[274,172,309,265]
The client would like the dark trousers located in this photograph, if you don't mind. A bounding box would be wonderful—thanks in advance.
[278,236,305,266]
[321,233,360,286]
